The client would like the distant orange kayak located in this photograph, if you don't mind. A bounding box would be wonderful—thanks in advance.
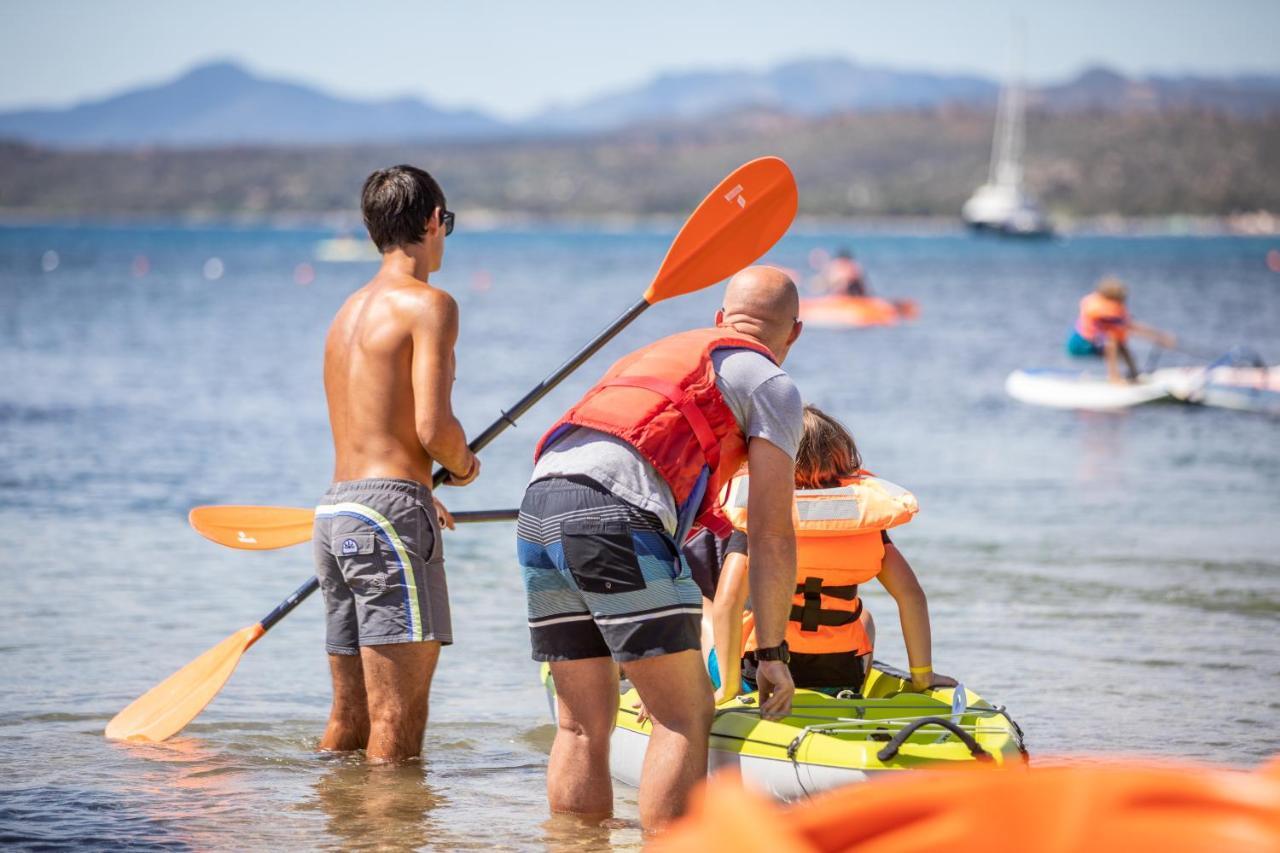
[799,295,920,328]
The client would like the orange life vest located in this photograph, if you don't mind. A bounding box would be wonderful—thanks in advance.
[1075,292,1130,343]
[534,327,777,537]
[726,472,918,656]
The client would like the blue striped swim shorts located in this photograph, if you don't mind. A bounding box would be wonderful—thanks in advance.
[517,476,702,663]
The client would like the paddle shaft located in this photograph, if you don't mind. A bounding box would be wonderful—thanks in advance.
[259,576,317,633]
[252,299,652,637]
[449,508,519,523]
[443,297,649,461]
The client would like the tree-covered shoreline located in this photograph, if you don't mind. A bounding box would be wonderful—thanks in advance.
[3,108,1277,221]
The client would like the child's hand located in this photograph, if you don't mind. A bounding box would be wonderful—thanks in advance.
[910,670,957,691]
[632,699,650,726]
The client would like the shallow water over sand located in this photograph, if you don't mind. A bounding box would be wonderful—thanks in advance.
[1,223,1278,849]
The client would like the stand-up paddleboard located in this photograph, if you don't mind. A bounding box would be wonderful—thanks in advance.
[542,662,1025,801]
[800,295,919,328]
[1152,365,1280,415]
[1005,368,1171,411]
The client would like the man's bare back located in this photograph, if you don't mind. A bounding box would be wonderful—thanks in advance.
[324,269,469,485]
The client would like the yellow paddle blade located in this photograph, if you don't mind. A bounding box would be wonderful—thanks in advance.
[643,156,798,305]
[188,505,314,550]
[105,624,264,742]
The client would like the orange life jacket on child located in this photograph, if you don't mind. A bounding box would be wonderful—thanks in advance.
[726,471,918,656]
[1076,292,1130,344]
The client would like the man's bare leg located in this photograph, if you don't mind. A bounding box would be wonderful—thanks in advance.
[361,641,441,764]
[546,657,618,818]
[623,649,715,833]
[320,654,371,752]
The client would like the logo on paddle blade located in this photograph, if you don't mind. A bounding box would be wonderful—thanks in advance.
[724,185,746,208]
[341,538,359,555]
[236,530,258,545]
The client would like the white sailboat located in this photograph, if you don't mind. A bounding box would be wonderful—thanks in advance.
[962,53,1052,237]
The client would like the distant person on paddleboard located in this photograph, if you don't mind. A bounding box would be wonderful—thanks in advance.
[821,248,868,296]
[710,405,955,701]
[313,165,480,764]
[1067,278,1176,382]
[518,266,804,832]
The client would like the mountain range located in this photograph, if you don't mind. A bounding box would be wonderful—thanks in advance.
[0,62,504,147]
[1,58,1278,148]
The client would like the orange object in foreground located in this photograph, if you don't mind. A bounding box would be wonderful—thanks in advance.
[654,759,1280,853]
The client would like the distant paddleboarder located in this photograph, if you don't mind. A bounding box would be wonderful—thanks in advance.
[314,165,480,764]
[1067,277,1176,382]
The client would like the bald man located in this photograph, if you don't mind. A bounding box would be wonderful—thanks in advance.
[517,266,803,832]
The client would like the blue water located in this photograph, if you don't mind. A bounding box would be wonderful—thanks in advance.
[1,222,1278,849]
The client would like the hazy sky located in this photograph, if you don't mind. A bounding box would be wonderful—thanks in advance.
[3,0,1279,118]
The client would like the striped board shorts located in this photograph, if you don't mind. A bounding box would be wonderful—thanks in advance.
[313,478,450,655]
[517,476,702,663]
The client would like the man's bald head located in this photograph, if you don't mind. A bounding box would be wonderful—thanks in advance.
[717,265,802,362]
[723,266,799,324]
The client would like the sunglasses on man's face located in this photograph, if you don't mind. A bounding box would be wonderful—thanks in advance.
[440,209,455,236]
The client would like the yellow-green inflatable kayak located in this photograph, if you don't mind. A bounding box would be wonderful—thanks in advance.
[543,661,1026,800]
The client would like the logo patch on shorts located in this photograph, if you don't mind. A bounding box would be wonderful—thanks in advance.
[341,537,359,555]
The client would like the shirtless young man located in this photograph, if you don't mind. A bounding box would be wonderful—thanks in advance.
[313,165,480,764]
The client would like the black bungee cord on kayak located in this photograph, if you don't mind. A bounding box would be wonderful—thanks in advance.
[875,717,993,763]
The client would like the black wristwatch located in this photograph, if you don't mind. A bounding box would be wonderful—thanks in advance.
[754,641,790,664]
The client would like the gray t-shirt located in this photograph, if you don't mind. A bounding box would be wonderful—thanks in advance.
[531,347,804,538]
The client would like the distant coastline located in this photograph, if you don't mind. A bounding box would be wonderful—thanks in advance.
[3,105,1277,227]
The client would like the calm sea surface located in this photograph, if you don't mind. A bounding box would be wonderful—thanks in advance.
[1,222,1278,849]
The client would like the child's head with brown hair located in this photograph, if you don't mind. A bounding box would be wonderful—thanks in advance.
[794,404,863,489]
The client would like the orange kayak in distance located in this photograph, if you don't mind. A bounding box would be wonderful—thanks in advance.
[799,295,920,328]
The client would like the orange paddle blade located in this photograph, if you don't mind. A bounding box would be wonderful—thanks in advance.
[188,505,314,550]
[105,624,264,742]
[643,156,798,304]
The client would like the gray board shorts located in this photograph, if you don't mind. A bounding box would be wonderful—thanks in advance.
[313,478,450,655]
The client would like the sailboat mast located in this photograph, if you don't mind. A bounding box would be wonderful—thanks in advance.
[991,22,1026,189]
[989,85,1008,184]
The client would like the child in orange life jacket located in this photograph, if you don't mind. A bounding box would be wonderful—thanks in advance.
[711,405,956,699]
[1066,277,1176,383]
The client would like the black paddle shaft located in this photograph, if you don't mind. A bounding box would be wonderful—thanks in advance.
[255,297,652,634]
[434,296,651,482]
[260,576,320,632]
